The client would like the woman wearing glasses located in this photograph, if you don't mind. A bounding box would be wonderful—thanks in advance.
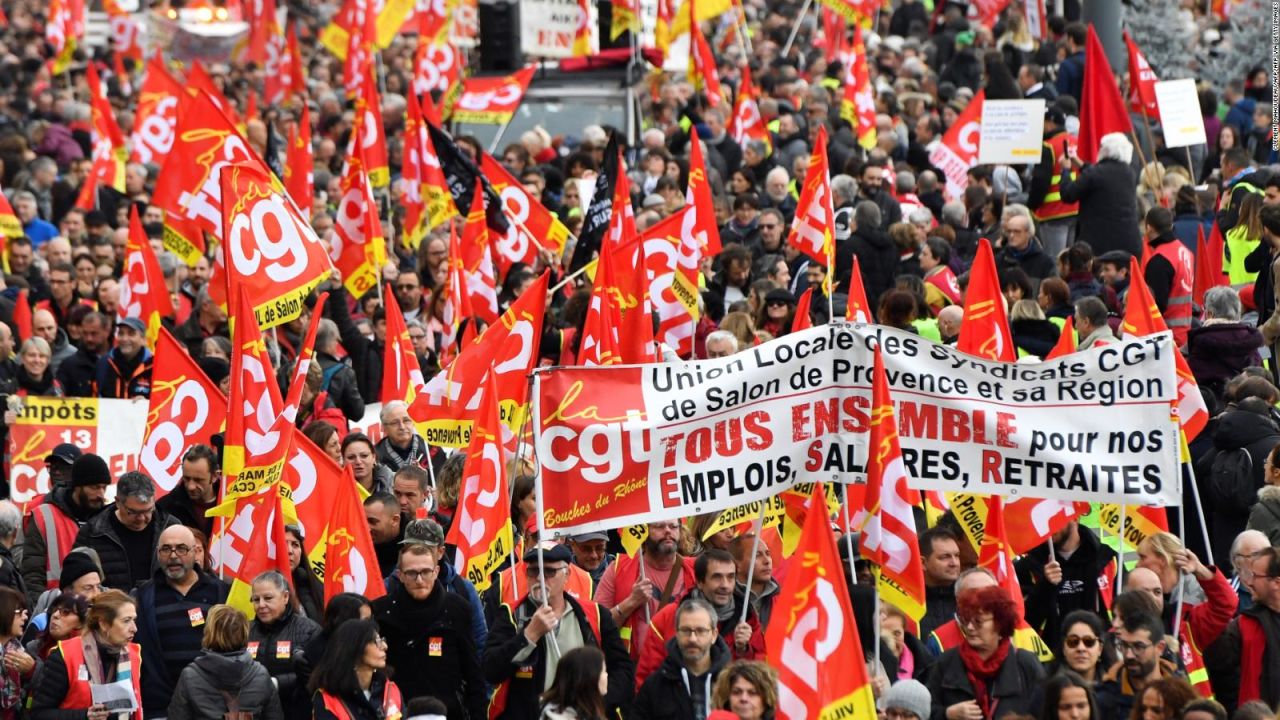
[1052,611,1117,685]
[924,585,1045,720]
[0,588,33,720]
[309,619,402,720]
[168,605,282,720]
[247,572,320,720]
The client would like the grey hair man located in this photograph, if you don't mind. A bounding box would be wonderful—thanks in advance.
[72,471,179,592]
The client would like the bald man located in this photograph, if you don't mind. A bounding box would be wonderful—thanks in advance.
[135,524,229,717]
[937,305,963,344]
[31,308,75,373]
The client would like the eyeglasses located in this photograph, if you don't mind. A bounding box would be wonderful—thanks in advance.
[1115,640,1153,655]
[525,565,566,578]
[676,627,713,638]
[121,504,155,518]
[401,568,438,582]
[954,613,992,630]
[385,418,415,428]
[759,223,779,230]
[1065,635,1099,649]
[159,544,193,557]
[766,300,791,307]
[409,333,427,341]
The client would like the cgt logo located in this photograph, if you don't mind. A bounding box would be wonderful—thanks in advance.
[538,370,650,486]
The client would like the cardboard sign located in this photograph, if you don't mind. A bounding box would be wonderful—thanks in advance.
[1155,78,1207,149]
[978,99,1046,165]
[520,0,592,58]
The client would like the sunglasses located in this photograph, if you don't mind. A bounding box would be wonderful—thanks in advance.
[1065,635,1098,649]
[767,300,791,307]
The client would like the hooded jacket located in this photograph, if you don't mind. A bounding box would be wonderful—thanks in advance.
[168,650,283,720]
[1247,485,1280,546]
[1195,408,1280,564]
[1186,322,1263,395]
[631,636,731,720]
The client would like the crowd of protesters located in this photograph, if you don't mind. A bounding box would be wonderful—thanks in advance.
[0,0,1275,718]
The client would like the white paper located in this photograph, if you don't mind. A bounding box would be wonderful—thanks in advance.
[91,679,138,712]
[1155,78,1208,149]
[978,99,1047,165]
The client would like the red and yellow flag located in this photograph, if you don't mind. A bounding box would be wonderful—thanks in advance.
[381,283,427,406]
[401,93,430,250]
[140,328,228,499]
[410,272,549,447]
[0,187,22,240]
[765,483,877,720]
[844,255,872,323]
[222,286,292,496]
[729,63,771,155]
[480,151,569,264]
[611,0,640,40]
[445,371,513,592]
[118,206,175,348]
[350,71,390,188]
[687,0,723,107]
[858,347,927,621]
[82,62,128,202]
[614,239,659,364]
[787,126,835,275]
[320,0,415,59]
[211,472,292,616]
[324,463,388,603]
[459,182,499,324]
[45,0,83,75]
[437,224,472,365]
[279,292,329,426]
[330,150,386,298]
[578,240,625,366]
[840,25,877,150]
[130,53,183,168]
[957,239,1015,362]
[686,127,723,255]
[284,105,314,220]
[572,0,593,56]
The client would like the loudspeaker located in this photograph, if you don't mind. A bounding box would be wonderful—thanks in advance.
[477,0,521,72]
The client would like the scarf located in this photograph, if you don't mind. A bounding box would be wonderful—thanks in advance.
[958,637,1011,719]
[0,639,23,710]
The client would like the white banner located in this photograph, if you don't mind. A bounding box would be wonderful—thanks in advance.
[520,0,593,58]
[535,325,1182,534]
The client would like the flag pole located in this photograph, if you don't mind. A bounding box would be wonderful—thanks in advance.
[1186,457,1215,566]
[1171,508,1187,646]
[841,492,858,586]
[738,503,768,626]
[529,371,560,658]
[780,0,813,57]
[1115,501,1127,591]
[550,262,591,294]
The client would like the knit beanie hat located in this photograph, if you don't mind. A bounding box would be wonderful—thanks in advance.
[70,454,111,488]
[59,549,103,591]
[882,679,931,720]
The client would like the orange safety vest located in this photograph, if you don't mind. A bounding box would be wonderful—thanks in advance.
[1150,240,1194,346]
[488,598,602,720]
[31,502,81,589]
[1034,133,1080,221]
[320,680,403,720]
[494,561,594,608]
[1178,619,1214,700]
[58,636,143,720]
[609,555,695,659]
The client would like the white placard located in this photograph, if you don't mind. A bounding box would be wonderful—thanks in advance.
[1155,78,1207,149]
[520,0,595,58]
[977,99,1046,165]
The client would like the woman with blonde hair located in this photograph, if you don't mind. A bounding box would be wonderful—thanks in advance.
[719,312,756,349]
[168,605,282,720]
[1010,299,1061,358]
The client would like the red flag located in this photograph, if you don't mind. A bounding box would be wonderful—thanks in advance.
[459,182,499,324]
[843,255,872,323]
[445,371,513,592]
[578,241,625,366]
[1003,498,1089,555]
[139,330,228,499]
[330,149,387,298]
[957,239,1015,362]
[104,0,141,64]
[1045,316,1078,359]
[0,187,21,241]
[185,62,240,123]
[211,475,292,616]
[606,149,637,250]
[349,72,390,188]
[130,54,182,167]
[686,127,723,256]
[1193,224,1227,305]
[410,272,549,447]
[839,26,876,150]
[324,464,387,603]
[12,289,30,343]
[859,347,927,621]
[792,288,814,332]
[787,126,835,270]
[84,62,127,196]
[451,66,536,125]
[119,206,175,348]
[572,0,593,56]
[977,496,1026,616]
[401,93,429,250]
[1078,26,1134,164]
[929,90,985,199]
[1123,257,1209,440]
[280,292,328,425]
[247,0,279,65]
[687,0,723,106]
[614,240,659,364]
[437,224,472,365]
[765,483,877,720]
[223,286,291,494]
[638,209,701,357]
[1123,32,1159,117]
[728,63,771,156]
[284,104,314,219]
[343,0,376,97]
[381,284,427,405]
[480,151,570,262]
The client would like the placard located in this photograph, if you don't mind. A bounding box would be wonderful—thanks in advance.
[1155,78,1208,149]
[521,0,593,58]
[977,98,1046,165]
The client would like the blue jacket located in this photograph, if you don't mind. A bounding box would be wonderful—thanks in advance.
[1173,212,1213,253]
[1055,51,1085,102]
[1225,97,1258,134]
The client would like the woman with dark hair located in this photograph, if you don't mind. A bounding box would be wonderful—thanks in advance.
[26,593,86,661]
[1042,671,1100,720]
[921,237,961,314]
[283,527,323,622]
[309,620,402,720]
[1038,277,1074,320]
[924,585,1045,719]
[877,289,919,332]
[1052,611,1116,685]
[341,433,393,494]
[302,421,342,464]
[710,660,777,720]
[1130,677,1197,720]
[539,646,607,720]
[510,474,537,538]
[168,605,282,720]
[0,588,32,719]
[247,572,320,718]
[30,590,141,720]
[754,290,795,337]
[982,49,1023,100]
[297,594,372,711]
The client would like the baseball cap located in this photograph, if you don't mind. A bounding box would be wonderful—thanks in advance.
[116,317,146,334]
[400,518,445,547]
[571,532,608,543]
[45,443,82,466]
[522,543,573,565]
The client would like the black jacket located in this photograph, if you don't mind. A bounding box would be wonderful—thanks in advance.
[836,229,897,307]
[248,608,321,718]
[173,312,229,358]
[71,506,179,592]
[920,584,958,641]
[1010,318,1060,358]
[156,488,217,539]
[1194,407,1280,564]
[0,544,24,599]
[630,637,731,720]
[995,240,1057,280]
[55,346,102,398]
[373,583,486,719]
[311,671,398,720]
[484,593,633,720]
[314,351,365,423]
[168,650,283,720]
[326,285,383,404]
[134,567,231,716]
[924,646,1045,720]
[1186,323,1263,395]
[1058,160,1143,258]
[1014,525,1117,649]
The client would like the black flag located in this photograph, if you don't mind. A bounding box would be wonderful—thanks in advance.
[426,123,509,234]
[570,132,620,273]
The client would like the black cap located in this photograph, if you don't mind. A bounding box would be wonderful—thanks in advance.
[1044,107,1067,127]
[197,356,230,386]
[522,543,574,565]
[59,550,101,590]
[70,454,111,488]
[45,444,82,466]
[1096,250,1132,267]
[765,289,797,306]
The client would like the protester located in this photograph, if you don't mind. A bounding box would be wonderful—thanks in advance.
[247,571,320,717]
[71,472,179,592]
[30,590,141,720]
[167,605,283,720]
[538,646,609,720]
[708,660,777,720]
[631,597,731,720]
[308,619,403,720]
[1041,671,1101,720]
[20,453,108,604]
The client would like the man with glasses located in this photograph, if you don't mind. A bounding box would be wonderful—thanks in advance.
[595,520,696,662]
[483,544,632,720]
[134,525,228,718]
[1226,530,1271,611]
[375,400,433,474]
[1207,545,1280,712]
[1096,613,1175,719]
[72,471,178,592]
[632,596,730,720]
[994,213,1056,280]
[373,543,486,719]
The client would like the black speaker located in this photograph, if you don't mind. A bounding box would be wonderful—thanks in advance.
[596,0,634,51]
[477,0,521,72]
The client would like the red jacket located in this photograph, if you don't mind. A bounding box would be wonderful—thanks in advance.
[634,588,764,686]
[1183,568,1238,650]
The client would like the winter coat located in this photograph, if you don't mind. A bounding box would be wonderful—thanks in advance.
[310,671,399,720]
[1055,50,1086,102]
[836,229,896,306]
[135,568,231,716]
[1204,602,1280,715]
[168,650,283,720]
[1058,160,1143,258]
[924,646,1045,720]
[1014,525,1117,650]
[630,637,731,720]
[247,608,320,716]
[1010,318,1060,358]
[372,583,487,719]
[919,585,957,641]
[326,286,383,404]
[55,346,103,398]
[635,588,764,686]
[1185,322,1263,396]
[994,240,1057,280]
[71,506,179,592]
[1194,408,1280,564]
[94,347,153,399]
[1247,485,1280,546]
[313,352,365,423]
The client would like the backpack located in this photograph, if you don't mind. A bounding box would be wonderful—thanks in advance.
[1208,447,1260,514]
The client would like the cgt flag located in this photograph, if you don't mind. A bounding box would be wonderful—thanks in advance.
[765,482,877,720]
[787,126,835,275]
[445,371,513,592]
[957,238,1015,362]
[140,328,227,499]
[118,206,174,349]
[324,463,387,603]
